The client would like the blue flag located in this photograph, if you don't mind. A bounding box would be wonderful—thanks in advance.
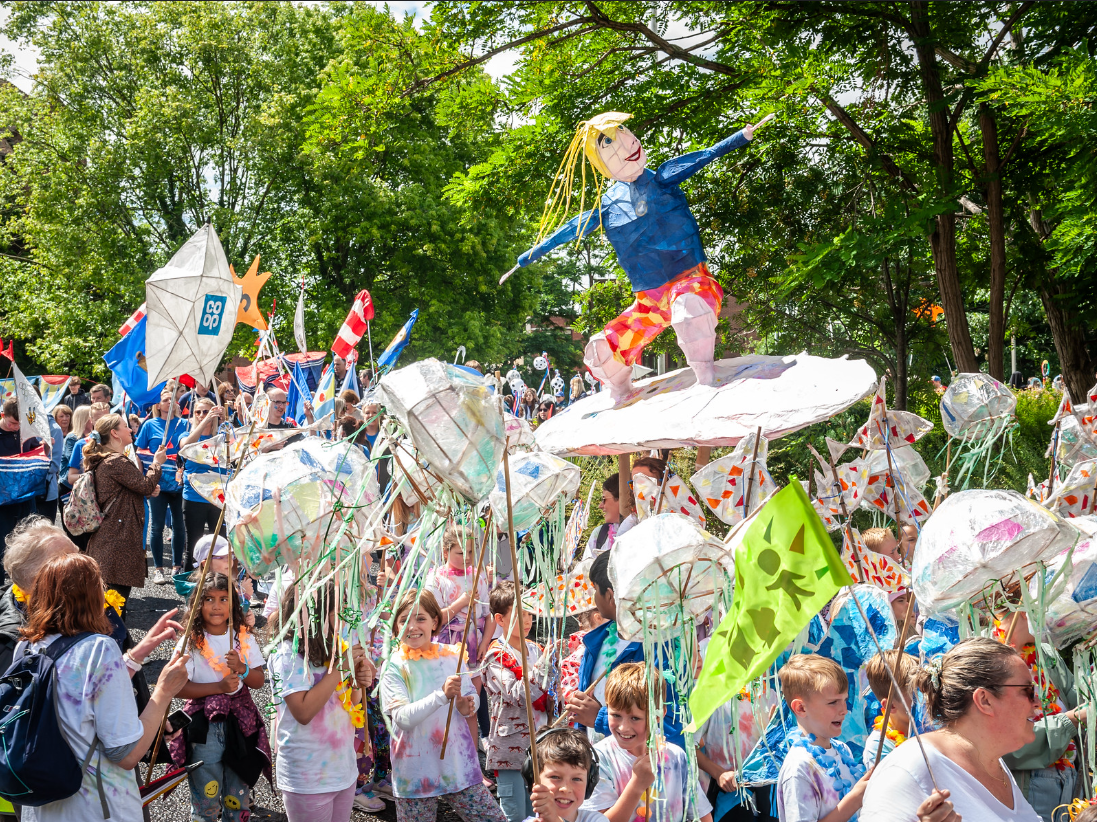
[103,317,167,408]
[312,363,337,419]
[340,360,360,397]
[377,309,419,370]
[285,360,311,425]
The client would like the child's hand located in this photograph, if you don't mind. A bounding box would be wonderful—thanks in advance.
[631,750,655,788]
[456,695,475,717]
[220,671,241,693]
[530,783,562,822]
[846,766,874,810]
[565,690,601,727]
[916,789,958,822]
[442,674,463,699]
[224,649,245,674]
[717,770,738,792]
[452,591,472,612]
[244,611,256,628]
[352,645,375,688]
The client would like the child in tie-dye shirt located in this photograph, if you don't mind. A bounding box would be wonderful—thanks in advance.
[268,583,375,822]
[776,655,871,822]
[583,663,712,822]
[380,591,506,822]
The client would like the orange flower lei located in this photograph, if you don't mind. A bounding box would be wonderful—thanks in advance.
[197,629,250,677]
[873,711,907,746]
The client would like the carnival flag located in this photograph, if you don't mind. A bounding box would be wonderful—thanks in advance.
[377,309,418,370]
[311,364,336,419]
[293,286,307,354]
[37,376,72,411]
[331,289,374,358]
[11,360,50,445]
[144,224,242,389]
[104,316,168,408]
[286,360,311,425]
[119,303,147,336]
[688,481,852,729]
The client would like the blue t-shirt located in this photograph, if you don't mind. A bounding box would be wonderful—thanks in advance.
[67,437,89,473]
[135,418,186,493]
[182,433,228,503]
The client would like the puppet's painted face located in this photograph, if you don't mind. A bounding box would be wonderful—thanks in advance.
[596,127,646,182]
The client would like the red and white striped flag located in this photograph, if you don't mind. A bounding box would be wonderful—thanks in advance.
[119,302,147,336]
[330,290,374,358]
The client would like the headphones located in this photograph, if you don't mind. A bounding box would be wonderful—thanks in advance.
[520,727,602,800]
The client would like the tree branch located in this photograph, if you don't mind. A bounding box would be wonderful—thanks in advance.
[400,16,594,97]
[812,88,918,192]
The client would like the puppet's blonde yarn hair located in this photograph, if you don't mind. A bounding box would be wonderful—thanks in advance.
[536,112,633,247]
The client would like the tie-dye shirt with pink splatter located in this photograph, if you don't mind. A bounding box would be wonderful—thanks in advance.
[268,642,358,795]
[380,642,482,799]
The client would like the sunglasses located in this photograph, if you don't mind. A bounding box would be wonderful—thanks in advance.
[999,682,1037,702]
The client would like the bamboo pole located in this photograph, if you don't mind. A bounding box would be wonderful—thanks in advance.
[1048,419,1061,498]
[502,446,540,777]
[742,427,763,517]
[873,591,916,765]
[551,667,611,728]
[439,511,494,757]
[617,454,632,519]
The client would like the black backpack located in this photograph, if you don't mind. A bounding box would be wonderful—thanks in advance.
[0,632,109,813]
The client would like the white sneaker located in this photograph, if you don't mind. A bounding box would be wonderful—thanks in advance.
[353,792,386,812]
[152,569,167,585]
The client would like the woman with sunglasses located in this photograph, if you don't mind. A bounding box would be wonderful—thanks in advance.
[862,637,1045,822]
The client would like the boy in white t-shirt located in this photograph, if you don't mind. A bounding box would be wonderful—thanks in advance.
[582,662,711,822]
[776,654,871,822]
[524,728,611,822]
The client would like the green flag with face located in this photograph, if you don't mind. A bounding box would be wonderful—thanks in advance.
[688,481,852,730]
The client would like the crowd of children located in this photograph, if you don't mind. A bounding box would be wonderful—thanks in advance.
[143,492,1093,822]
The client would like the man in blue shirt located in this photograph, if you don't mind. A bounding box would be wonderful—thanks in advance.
[515,113,761,399]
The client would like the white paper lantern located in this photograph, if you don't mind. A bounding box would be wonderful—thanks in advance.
[911,489,1080,615]
[379,358,505,501]
[225,438,379,576]
[489,451,580,532]
[939,373,1016,439]
[610,513,734,640]
[1034,518,1097,648]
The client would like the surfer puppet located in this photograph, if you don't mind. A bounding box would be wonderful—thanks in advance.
[504,112,772,399]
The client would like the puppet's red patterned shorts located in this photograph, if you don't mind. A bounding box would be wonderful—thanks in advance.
[603,263,722,365]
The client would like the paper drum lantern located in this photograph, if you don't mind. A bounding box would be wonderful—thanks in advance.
[609,513,734,640]
[1035,520,1097,648]
[379,358,506,501]
[489,451,580,532]
[911,489,1079,615]
[940,373,1016,439]
[225,438,379,576]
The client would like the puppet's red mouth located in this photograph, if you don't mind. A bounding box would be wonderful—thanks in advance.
[625,145,642,163]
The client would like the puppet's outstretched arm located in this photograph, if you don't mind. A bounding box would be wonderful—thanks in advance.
[655,115,773,186]
[517,205,602,268]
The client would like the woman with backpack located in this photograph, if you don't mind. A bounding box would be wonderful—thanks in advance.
[82,414,167,616]
[7,552,189,821]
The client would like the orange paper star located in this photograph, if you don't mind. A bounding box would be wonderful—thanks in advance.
[233,255,272,331]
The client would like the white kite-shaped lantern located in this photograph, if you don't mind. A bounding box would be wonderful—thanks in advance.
[488,450,580,532]
[1035,518,1097,648]
[609,513,734,640]
[848,380,933,450]
[633,471,706,525]
[523,558,597,619]
[940,373,1016,439]
[144,224,243,389]
[379,358,505,501]
[690,432,776,525]
[224,438,379,576]
[911,489,1079,615]
[1045,460,1097,519]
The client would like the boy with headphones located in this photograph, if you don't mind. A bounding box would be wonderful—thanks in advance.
[523,729,608,822]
